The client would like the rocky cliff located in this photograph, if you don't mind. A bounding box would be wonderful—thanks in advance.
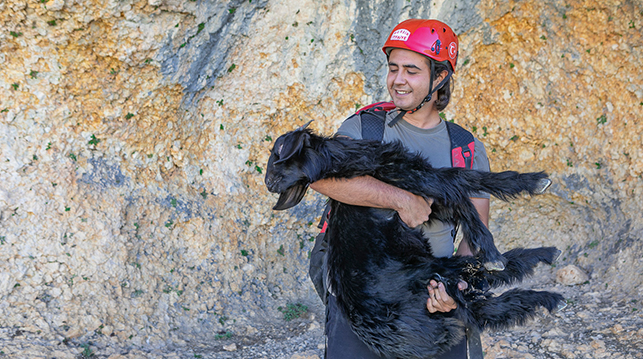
[1,0,642,356]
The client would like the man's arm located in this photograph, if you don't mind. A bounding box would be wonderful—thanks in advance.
[310,176,433,228]
[427,197,490,313]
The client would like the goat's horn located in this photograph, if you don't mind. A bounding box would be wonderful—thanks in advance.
[298,120,313,130]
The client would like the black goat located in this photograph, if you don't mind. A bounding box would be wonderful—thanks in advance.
[265,123,565,358]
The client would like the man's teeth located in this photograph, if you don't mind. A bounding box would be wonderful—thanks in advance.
[397,90,410,94]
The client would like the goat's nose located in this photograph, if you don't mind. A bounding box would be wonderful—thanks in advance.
[265,175,279,192]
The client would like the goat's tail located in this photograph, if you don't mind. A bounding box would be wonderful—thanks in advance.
[455,170,551,201]
[469,288,565,331]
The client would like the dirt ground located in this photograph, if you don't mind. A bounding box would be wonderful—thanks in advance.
[1,278,641,359]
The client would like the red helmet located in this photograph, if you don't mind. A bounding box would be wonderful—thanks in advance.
[382,19,459,72]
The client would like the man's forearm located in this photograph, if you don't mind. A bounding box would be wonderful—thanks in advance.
[310,176,412,210]
[310,176,434,228]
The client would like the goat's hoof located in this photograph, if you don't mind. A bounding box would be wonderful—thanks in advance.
[555,301,568,312]
[484,260,505,271]
[535,178,552,194]
[553,249,563,263]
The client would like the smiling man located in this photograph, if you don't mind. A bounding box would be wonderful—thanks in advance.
[309,19,491,359]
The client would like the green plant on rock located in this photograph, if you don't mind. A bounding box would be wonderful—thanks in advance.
[596,114,607,125]
[88,134,100,146]
[214,331,232,340]
[80,343,94,358]
[278,303,308,321]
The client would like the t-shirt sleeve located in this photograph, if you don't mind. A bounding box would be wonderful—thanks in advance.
[335,114,362,139]
[471,137,491,199]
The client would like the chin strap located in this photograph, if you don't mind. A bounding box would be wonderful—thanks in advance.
[388,61,453,128]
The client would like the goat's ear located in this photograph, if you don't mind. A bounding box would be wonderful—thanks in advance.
[274,129,309,165]
[273,183,309,210]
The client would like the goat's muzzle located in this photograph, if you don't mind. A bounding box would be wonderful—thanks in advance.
[264,173,282,193]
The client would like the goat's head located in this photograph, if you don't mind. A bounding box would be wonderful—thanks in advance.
[265,121,316,210]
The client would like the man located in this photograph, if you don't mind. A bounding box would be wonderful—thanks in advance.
[310,19,490,358]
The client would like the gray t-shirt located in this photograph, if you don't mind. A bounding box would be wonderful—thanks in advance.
[336,110,490,258]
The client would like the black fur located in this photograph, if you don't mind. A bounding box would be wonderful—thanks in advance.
[265,125,551,269]
[265,125,565,358]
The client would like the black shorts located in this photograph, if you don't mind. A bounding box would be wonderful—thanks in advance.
[325,295,467,359]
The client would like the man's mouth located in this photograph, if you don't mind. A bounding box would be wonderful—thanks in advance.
[395,90,411,95]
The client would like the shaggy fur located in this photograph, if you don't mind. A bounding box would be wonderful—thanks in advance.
[265,125,565,358]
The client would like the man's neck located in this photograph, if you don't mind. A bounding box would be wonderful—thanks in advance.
[401,105,442,129]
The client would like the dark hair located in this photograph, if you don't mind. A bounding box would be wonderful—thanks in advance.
[432,60,453,111]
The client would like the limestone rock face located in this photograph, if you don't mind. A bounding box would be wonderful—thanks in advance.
[1,0,642,351]
[556,264,590,286]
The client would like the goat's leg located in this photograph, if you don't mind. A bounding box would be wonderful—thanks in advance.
[472,170,551,200]
[468,288,566,330]
[377,169,506,271]
[484,247,561,288]
[430,168,552,201]
[451,199,506,271]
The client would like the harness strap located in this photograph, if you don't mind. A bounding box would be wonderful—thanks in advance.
[446,121,475,169]
[318,203,332,233]
[358,106,475,170]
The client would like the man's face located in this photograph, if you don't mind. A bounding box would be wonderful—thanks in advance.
[386,48,432,111]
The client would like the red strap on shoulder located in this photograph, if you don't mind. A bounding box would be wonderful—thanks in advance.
[451,142,475,168]
[356,101,396,114]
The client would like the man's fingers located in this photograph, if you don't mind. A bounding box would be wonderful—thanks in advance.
[427,281,459,312]
[433,286,442,302]
[434,283,448,303]
[426,298,436,313]
[438,282,448,296]
[427,287,437,313]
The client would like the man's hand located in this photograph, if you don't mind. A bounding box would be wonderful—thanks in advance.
[396,193,433,228]
[426,279,468,313]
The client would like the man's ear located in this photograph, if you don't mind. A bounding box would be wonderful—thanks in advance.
[434,69,449,86]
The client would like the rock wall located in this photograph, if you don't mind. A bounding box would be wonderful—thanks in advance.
[1,0,642,352]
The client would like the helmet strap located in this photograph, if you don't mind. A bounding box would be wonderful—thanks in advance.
[389,61,453,127]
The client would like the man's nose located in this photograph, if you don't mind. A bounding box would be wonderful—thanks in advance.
[393,71,406,85]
